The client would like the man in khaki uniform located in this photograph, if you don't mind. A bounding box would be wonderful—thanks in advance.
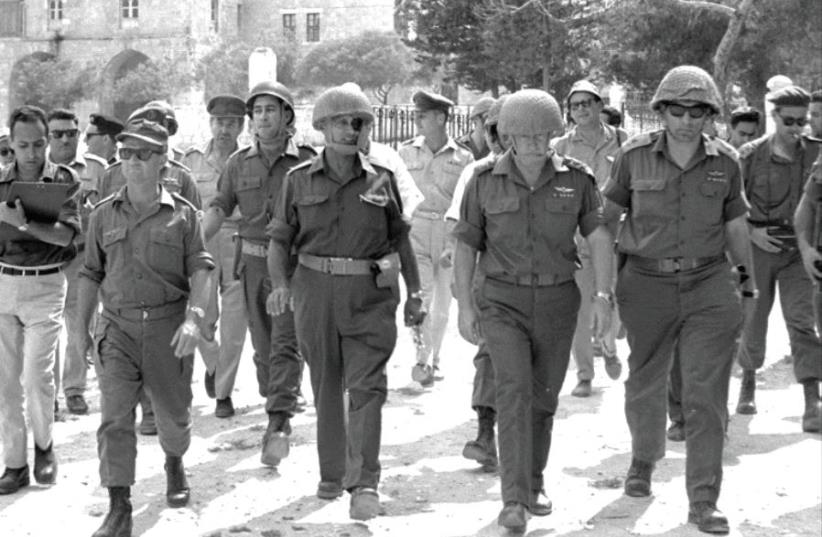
[183,95,249,418]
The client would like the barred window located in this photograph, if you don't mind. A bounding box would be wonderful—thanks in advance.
[49,0,63,21]
[306,12,320,42]
[121,0,138,19]
[211,0,219,30]
[282,13,295,36]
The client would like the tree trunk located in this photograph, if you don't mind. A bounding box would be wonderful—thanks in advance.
[712,0,756,117]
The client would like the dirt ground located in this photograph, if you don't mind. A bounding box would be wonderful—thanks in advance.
[0,304,820,537]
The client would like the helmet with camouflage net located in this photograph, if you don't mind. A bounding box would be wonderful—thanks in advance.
[485,94,509,127]
[246,81,295,126]
[312,84,374,130]
[497,89,563,136]
[651,65,722,114]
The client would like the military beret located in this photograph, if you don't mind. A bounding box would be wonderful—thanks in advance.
[567,80,603,104]
[88,113,125,136]
[413,90,453,113]
[116,119,169,149]
[730,106,761,123]
[768,85,810,107]
[469,96,496,119]
[0,127,9,142]
[207,95,246,117]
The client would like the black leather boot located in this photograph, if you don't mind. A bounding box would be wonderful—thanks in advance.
[462,406,498,470]
[736,369,757,415]
[92,486,132,537]
[164,456,190,508]
[34,442,57,484]
[624,457,654,497]
[802,380,821,433]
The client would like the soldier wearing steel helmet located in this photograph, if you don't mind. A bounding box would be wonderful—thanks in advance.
[453,89,614,533]
[601,65,756,534]
[266,83,424,520]
[457,95,496,160]
[733,85,821,433]
[202,80,315,468]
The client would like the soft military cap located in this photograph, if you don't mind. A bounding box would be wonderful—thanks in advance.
[651,65,722,114]
[88,113,125,136]
[768,85,811,107]
[469,96,496,119]
[413,90,454,114]
[129,101,179,135]
[116,120,169,150]
[207,95,246,117]
[567,80,603,104]
[498,89,563,135]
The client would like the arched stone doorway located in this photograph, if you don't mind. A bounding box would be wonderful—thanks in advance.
[99,49,151,121]
[8,51,57,110]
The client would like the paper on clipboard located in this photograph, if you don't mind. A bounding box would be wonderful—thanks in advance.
[4,181,80,223]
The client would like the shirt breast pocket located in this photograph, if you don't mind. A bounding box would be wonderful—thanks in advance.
[236,175,263,215]
[484,197,520,242]
[148,228,184,275]
[631,178,667,219]
[295,193,330,225]
[697,180,728,224]
[102,227,128,260]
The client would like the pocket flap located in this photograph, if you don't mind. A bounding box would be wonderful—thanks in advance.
[486,197,519,214]
[296,193,329,206]
[632,179,666,191]
[149,228,180,248]
[546,197,575,213]
[237,175,262,191]
[102,227,127,247]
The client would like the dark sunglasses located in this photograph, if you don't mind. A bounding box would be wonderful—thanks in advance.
[119,147,162,161]
[0,147,13,157]
[778,115,808,127]
[569,98,595,110]
[665,103,710,119]
[50,129,79,140]
[333,116,365,131]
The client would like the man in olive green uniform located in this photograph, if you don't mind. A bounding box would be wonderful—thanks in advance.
[76,120,214,537]
[735,86,821,432]
[454,89,614,533]
[203,81,314,467]
[603,66,756,534]
[183,95,249,418]
[267,83,424,521]
[399,91,473,386]
[456,96,495,161]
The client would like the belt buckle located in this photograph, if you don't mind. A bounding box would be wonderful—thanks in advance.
[321,258,334,273]
[672,258,682,272]
[142,309,149,321]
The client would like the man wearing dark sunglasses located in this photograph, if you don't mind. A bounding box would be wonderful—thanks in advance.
[735,85,821,433]
[602,65,756,534]
[76,120,215,536]
[46,109,106,417]
[0,128,13,168]
[84,113,124,166]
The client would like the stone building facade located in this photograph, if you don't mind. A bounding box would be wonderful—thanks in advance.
[0,0,397,144]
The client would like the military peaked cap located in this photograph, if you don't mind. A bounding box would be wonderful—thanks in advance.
[413,90,453,113]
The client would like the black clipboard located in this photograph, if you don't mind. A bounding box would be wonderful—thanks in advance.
[4,181,80,223]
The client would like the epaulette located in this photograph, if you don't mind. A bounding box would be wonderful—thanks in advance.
[561,155,594,175]
[107,160,122,170]
[170,191,198,212]
[169,159,191,172]
[710,137,739,160]
[473,156,497,176]
[453,138,473,153]
[297,143,318,155]
[83,153,108,168]
[92,192,117,210]
[183,146,204,157]
[288,159,314,175]
[802,134,822,145]
[736,138,763,160]
[620,131,657,153]
[400,136,416,146]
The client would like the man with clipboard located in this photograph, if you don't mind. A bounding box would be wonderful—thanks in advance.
[0,105,80,495]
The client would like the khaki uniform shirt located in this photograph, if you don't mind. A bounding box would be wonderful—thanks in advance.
[399,136,474,216]
[454,150,603,281]
[98,160,202,209]
[551,123,626,188]
[80,186,214,309]
[183,140,242,228]
[210,138,316,244]
[604,130,748,259]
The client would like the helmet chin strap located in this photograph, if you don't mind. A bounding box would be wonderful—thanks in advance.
[324,124,372,155]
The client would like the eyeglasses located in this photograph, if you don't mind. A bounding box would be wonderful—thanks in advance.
[50,129,79,140]
[569,98,595,111]
[0,148,13,157]
[665,104,710,119]
[777,115,808,127]
[119,147,162,161]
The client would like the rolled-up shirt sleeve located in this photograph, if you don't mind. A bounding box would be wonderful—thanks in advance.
[184,206,216,276]
[209,159,237,216]
[79,208,105,284]
[723,161,749,222]
[452,174,485,250]
[578,175,605,238]
[603,150,631,209]
[266,172,298,247]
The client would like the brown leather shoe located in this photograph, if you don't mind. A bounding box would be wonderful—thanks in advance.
[317,480,343,500]
[527,489,552,516]
[497,502,527,532]
[215,397,235,418]
[571,379,592,397]
[0,466,29,495]
[261,413,290,466]
[34,443,57,485]
[66,394,89,415]
[688,501,729,534]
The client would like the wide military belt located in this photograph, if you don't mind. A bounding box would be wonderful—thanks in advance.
[0,261,63,277]
[241,240,268,257]
[412,209,445,220]
[103,299,187,322]
[298,253,375,275]
[628,254,725,273]
[487,273,574,287]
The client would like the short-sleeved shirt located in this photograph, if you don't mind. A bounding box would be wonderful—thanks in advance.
[399,135,474,216]
[367,141,424,217]
[453,150,603,281]
[738,134,820,226]
[456,132,490,161]
[61,154,105,247]
[0,161,80,266]
[210,138,316,244]
[551,122,626,189]
[183,140,242,226]
[604,130,748,259]
[445,152,499,222]
[267,150,408,259]
[98,160,202,209]
[79,186,214,309]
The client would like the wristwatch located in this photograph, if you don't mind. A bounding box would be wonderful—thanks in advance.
[188,306,206,319]
[593,291,614,305]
